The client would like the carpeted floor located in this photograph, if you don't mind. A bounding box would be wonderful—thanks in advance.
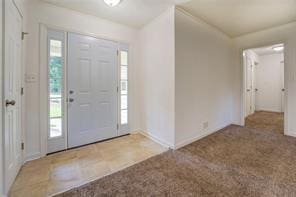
[245,111,284,134]
[56,124,296,197]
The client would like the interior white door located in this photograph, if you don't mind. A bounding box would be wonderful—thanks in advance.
[4,0,23,192]
[251,63,256,114]
[68,33,118,148]
[280,61,285,112]
[246,58,253,116]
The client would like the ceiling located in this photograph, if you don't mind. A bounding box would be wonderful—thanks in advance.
[42,0,296,37]
[179,0,296,37]
[251,44,284,56]
[41,0,189,27]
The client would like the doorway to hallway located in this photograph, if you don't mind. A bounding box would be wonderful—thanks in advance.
[243,44,285,134]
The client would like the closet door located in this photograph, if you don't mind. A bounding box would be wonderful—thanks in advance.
[68,33,118,148]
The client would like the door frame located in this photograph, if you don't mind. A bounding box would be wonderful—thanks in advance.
[244,54,253,117]
[240,41,288,134]
[39,24,131,156]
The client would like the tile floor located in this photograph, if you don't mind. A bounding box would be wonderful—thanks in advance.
[9,133,167,197]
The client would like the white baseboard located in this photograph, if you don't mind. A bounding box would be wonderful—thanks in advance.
[285,132,296,138]
[24,152,41,163]
[136,130,173,149]
[174,124,231,150]
[256,109,283,113]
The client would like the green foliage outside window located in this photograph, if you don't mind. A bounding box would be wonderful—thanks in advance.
[50,57,62,96]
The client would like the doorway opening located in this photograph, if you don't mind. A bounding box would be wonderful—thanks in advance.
[243,44,285,135]
[44,28,130,154]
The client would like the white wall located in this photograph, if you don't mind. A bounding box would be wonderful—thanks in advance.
[136,7,175,147]
[255,53,284,112]
[232,22,296,136]
[24,0,139,161]
[175,9,234,148]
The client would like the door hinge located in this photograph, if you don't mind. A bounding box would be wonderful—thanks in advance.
[117,124,119,130]
[21,32,29,40]
[117,50,119,56]
[117,86,119,93]
[21,142,24,150]
[21,87,24,95]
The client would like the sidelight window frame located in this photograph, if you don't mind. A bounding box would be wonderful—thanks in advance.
[47,30,65,140]
[118,44,130,135]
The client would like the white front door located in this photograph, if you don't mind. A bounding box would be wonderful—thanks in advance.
[246,58,253,116]
[68,33,118,148]
[4,0,23,192]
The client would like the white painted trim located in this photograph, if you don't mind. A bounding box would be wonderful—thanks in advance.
[24,152,41,163]
[118,44,130,135]
[174,124,231,150]
[0,0,3,195]
[285,132,296,138]
[39,24,48,157]
[47,29,67,154]
[175,7,231,40]
[137,131,172,149]
[40,23,131,47]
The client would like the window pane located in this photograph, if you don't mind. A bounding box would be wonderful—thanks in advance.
[120,50,128,126]
[49,38,63,139]
[50,98,62,118]
[50,118,62,138]
[121,110,128,125]
[50,78,62,97]
[50,40,62,57]
[121,80,128,95]
[121,51,128,66]
[121,66,128,80]
[121,95,128,110]
[49,57,63,79]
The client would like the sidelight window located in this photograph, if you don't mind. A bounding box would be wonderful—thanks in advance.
[48,37,64,138]
[120,51,128,125]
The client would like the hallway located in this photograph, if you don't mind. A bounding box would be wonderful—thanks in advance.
[245,111,284,134]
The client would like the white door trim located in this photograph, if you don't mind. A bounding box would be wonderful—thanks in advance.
[40,24,48,157]
[240,41,288,135]
[39,24,131,157]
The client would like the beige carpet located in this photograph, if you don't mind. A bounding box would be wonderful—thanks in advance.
[245,111,284,134]
[56,124,296,197]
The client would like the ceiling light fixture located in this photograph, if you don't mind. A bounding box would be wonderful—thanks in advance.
[272,46,284,52]
[104,0,121,7]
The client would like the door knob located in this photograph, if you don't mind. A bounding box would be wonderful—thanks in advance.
[282,88,285,92]
[69,98,74,103]
[6,100,16,107]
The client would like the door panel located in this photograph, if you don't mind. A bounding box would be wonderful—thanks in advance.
[4,0,22,192]
[246,58,253,116]
[68,33,118,148]
[280,61,285,112]
[251,63,256,114]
